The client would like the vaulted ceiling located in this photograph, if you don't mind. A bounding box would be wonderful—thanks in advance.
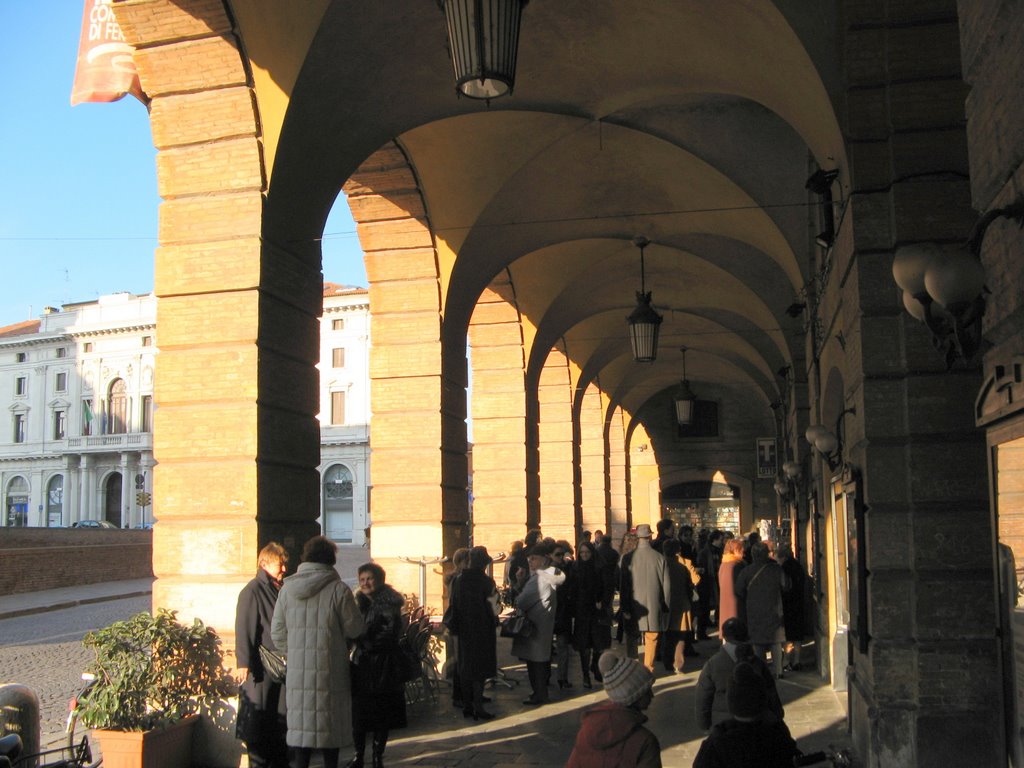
[232,0,847,424]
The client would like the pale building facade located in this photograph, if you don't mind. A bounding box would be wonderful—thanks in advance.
[0,286,371,541]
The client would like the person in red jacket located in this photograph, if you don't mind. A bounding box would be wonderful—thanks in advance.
[567,651,662,768]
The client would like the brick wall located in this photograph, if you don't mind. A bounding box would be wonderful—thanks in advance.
[0,529,153,596]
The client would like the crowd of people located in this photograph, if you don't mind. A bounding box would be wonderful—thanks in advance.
[232,520,812,768]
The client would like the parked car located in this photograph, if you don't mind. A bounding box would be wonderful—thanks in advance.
[71,520,119,529]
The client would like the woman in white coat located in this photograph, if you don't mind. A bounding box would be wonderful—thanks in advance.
[511,540,566,706]
[271,535,365,768]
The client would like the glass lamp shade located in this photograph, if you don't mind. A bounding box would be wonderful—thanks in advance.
[902,290,928,322]
[782,460,801,479]
[805,424,829,445]
[441,0,527,99]
[627,292,663,362]
[774,480,789,497]
[924,250,986,310]
[892,243,944,296]
[814,431,839,455]
[674,380,697,425]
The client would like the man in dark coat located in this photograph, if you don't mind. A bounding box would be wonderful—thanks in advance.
[448,546,499,720]
[234,542,289,768]
[734,542,790,678]
[693,661,799,768]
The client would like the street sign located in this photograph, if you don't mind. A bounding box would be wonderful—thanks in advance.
[135,474,145,489]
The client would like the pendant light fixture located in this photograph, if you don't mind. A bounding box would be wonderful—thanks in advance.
[674,346,697,425]
[626,236,663,363]
[439,0,529,101]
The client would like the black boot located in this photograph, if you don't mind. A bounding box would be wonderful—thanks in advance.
[344,730,365,768]
[371,731,387,768]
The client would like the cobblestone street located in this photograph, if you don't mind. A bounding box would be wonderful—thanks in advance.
[0,595,149,746]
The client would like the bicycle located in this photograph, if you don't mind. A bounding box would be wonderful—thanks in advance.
[3,674,102,768]
[794,745,852,767]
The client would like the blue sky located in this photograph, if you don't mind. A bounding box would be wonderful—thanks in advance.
[0,2,365,330]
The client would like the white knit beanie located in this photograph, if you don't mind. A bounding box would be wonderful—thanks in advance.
[598,651,653,706]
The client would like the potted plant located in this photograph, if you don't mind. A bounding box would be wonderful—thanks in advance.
[77,608,234,768]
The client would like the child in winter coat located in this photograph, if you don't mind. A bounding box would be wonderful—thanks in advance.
[566,651,662,768]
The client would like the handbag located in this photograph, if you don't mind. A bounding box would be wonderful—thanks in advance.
[258,644,287,684]
[500,608,536,639]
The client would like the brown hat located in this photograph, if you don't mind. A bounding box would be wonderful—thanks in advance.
[635,524,653,538]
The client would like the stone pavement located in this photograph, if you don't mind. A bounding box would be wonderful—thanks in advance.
[0,549,853,767]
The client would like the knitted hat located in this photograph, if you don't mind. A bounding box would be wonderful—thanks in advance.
[635,524,653,538]
[721,617,749,643]
[598,651,653,706]
[727,662,766,719]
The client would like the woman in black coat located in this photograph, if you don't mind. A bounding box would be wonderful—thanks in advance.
[448,545,499,720]
[349,562,408,768]
[571,541,614,687]
[234,542,290,768]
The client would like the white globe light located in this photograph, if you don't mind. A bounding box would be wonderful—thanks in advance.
[893,243,942,295]
[805,424,829,444]
[815,431,839,455]
[924,250,986,310]
[902,291,927,322]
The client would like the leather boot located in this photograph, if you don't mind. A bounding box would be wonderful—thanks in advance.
[344,730,366,768]
[371,732,387,768]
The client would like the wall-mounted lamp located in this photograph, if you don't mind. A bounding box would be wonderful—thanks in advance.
[439,0,529,101]
[782,460,802,480]
[626,236,663,363]
[807,168,839,251]
[805,406,856,471]
[674,346,697,426]
[893,199,1024,368]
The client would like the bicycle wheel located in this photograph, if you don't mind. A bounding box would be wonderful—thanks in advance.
[65,711,102,768]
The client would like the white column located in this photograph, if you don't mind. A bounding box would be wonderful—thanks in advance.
[79,455,92,521]
[120,453,131,528]
[65,456,79,525]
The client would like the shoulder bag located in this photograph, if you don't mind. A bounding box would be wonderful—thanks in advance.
[258,644,287,684]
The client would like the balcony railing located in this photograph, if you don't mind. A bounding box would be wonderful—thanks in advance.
[0,432,154,458]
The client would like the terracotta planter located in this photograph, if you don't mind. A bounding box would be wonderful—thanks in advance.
[93,714,199,768]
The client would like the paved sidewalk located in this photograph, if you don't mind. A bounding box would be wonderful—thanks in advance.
[0,578,154,620]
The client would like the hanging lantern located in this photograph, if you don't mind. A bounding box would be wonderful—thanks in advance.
[626,237,662,362]
[440,0,528,100]
[674,346,697,425]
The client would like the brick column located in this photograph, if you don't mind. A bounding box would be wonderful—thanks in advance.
[578,381,607,538]
[345,145,466,607]
[537,347,576,538]
[468,280,529,556]
[114,2,321,639]
[606,406,629,541]
[825,4,998,763]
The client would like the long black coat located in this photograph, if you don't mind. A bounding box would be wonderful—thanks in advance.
[351,585,408,732]
[234,569,286,742]
[572,557,614,651]
[449,568,498,683]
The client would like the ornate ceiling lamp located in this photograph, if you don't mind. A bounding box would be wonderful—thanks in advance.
[626,236,663,363]
[439,0,529,101]
[674,346,697,425]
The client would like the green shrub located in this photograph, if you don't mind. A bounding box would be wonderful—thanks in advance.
[78,608,234,731]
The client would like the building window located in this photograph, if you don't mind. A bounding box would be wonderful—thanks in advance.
[15,352,26,363]
[6,476,29,527]
[141,395,153,433]
[15,376,26,396]
[323,464,354,543]
[47,475,64,527]
[142,336,152,347]
[332,318,345,330]
[82,399,95,436]
[56,347,67,359]
[13,413,26,443]
[331,391,345,425]
[83,342,93,353]
[332,348,345,368]
[55,372,67,392]
[107,379,127,434]
[53,409,66,440]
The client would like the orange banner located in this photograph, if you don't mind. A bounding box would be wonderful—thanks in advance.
[70,0,146,106]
